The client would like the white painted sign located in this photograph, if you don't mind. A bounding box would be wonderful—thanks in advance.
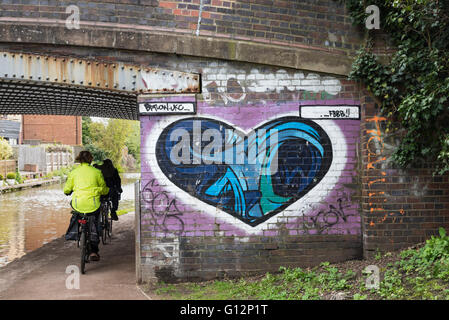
[139,102,196,115]
[300,105,360,120]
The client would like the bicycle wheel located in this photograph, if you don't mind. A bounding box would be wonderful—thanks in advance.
[101,208,108,245]
[108,217,113,238]
[80,231,87,274]
[77,224,81,248]
[108,203,113,238]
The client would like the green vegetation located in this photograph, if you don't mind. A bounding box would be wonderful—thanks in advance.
[82,117,140,172]
[124,122,141,169]
[148,228,449,300]
[44,165,75,180]
[0,137,13,160]
[117,208,133,216]
[344,0,449,174]
[6,172,15,179]
[14,169,23,184]
[43,144,73,153]
[151,265,356,300]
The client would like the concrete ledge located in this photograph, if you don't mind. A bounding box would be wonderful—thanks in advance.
[0,20,354,76]
[0,176,62,193]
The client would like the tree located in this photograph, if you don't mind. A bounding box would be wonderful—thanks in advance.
[125,121,141,168]
[101,119,132,171]
[344,0,449,174]
[0,137,13,160]
[81,117,139,171]
[81,116,92,146]
[82,116,108,163]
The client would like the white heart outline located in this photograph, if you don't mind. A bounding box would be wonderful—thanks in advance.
[144,111,347,235]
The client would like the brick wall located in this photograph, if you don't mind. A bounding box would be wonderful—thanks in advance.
[0,0,363,56]
[22,115,82,146]
[0,35,447,282]
[360,94,449,257]
[138,56,364,282]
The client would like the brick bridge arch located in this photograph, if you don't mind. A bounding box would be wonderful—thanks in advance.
[1,1,446,285]
[0,0,359,77]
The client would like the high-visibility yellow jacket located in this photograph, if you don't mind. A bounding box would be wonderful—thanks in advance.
[64,163,109,213]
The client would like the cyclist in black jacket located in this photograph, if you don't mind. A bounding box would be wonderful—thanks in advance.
[94,159,122,221]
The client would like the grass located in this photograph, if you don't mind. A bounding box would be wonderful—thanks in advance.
[148,264,358,300]
[44,165,75,180]
[145,227,449,300]
[117,208,133,216]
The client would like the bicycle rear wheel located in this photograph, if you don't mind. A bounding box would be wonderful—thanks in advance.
[80,231,87,274]
[77,224,81,248]
[106,205,112,240]
[101,208,108,245]
[107,212,113,239]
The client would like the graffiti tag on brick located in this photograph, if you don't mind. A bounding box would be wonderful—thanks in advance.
[300,105,360,120]
[139,102,196,115]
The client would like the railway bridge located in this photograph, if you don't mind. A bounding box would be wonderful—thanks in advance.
[0,0,447,283]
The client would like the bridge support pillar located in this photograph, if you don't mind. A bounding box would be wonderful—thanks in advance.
[136,61,364,283]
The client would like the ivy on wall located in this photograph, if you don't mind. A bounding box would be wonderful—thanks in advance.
[343,0,449,174]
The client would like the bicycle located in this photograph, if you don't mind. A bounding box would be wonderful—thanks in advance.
[99,196,113,244]
[76,212,95,274]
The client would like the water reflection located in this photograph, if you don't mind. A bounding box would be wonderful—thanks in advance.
[0,174,139,268]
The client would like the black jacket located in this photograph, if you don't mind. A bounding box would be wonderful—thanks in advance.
[94,164,122,193]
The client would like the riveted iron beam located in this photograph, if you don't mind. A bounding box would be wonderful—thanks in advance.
[0,51,202,119]
[0,51,200,94]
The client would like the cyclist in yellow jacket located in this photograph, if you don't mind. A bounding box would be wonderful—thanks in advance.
[64,151,109,261]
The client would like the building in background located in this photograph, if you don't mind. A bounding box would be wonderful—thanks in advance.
[1,115,80,174]
[22,115,82,146]
[0,115,22,145]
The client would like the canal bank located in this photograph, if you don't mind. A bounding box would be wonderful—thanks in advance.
[0,211,148,300]
[0,176,62,194]
[0,173,139,268]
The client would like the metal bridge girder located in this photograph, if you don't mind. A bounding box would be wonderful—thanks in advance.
[0,51,200,94]
[0,51,201,120]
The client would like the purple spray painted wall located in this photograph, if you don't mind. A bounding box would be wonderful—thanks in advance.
[139,89,362,281]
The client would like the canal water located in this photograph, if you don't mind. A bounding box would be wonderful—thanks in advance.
[0,173,140,268]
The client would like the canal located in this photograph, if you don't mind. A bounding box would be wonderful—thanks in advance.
[0,173,139,268]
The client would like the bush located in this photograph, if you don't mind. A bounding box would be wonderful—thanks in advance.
[45,165,75,179]
[0,137,13,160]
[6,172,15,179]
[15,170,23,184]
[399,227,449,280]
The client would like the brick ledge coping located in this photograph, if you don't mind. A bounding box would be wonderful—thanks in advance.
[0,18,354,76]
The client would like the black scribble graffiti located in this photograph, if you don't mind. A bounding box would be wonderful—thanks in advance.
[142,179,185,236]
[299,193,356,235]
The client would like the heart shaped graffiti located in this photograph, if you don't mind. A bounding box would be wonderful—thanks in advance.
[155,116,332,227]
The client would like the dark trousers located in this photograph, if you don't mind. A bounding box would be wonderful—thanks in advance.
[70,202,101,254]
[110,191,119,213]
[88,211,100,254]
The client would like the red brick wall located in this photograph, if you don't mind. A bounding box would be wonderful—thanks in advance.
[22,115,82,146]
[1,0,448,282]
[0,42,447,282]
[0,0,363,56]
[360,93,449,257]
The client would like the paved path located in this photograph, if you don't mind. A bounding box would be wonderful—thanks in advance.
[0,212,148,300]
